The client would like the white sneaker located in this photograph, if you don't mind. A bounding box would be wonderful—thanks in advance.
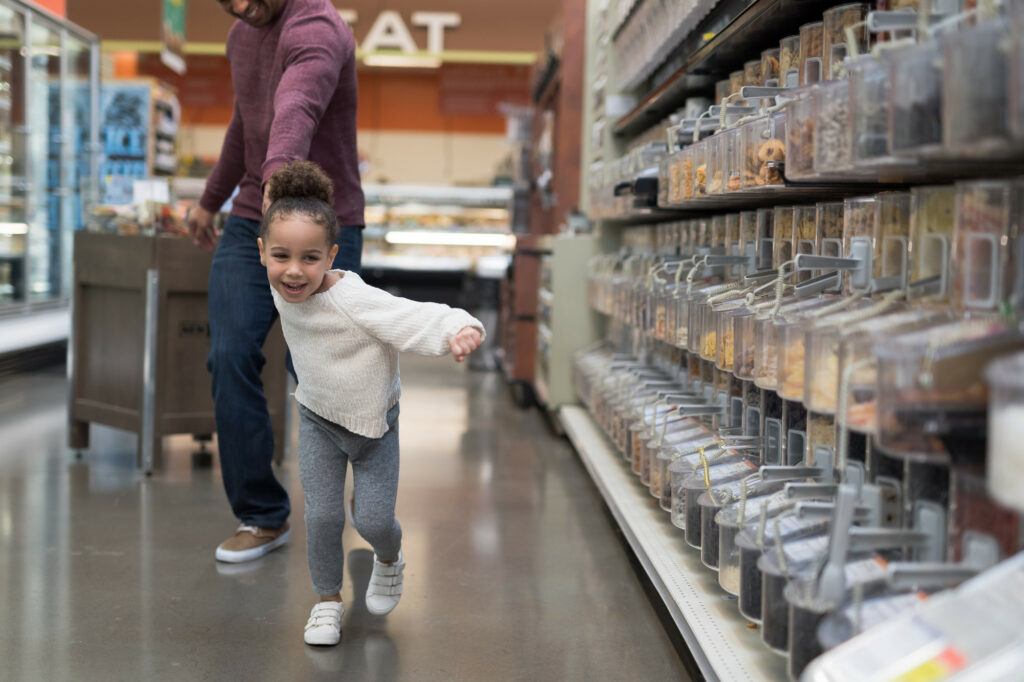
[304,601,344,646]
[366,550,405,615]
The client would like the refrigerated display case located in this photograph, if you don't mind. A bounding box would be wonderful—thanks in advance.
[0,1,99,317]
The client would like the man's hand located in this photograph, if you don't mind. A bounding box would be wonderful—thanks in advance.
[450,327,483,363]
[187,205,220,251]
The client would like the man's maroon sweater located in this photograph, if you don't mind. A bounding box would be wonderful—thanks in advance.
[199,0,364,226]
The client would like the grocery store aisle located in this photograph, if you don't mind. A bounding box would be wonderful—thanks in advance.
[0,356,689,681]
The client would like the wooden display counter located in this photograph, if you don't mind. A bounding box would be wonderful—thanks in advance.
[68,232,287,472]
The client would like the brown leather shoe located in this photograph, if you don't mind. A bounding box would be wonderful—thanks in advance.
[215,522,291,563]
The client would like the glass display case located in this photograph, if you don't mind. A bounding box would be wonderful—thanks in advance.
[0,1,99,314]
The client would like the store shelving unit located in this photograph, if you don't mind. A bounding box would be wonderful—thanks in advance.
[534,234,601,414]
[562,404,788,682]
[573,0,1024,679]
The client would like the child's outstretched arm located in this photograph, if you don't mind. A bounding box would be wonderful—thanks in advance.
[450,327,483,363]
[328,274,486,358]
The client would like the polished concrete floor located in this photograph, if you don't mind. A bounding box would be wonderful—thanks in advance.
[0,356,689,681]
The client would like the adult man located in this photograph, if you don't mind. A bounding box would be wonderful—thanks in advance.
[188,0,364,563]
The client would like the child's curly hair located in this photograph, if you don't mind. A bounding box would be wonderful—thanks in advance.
[260,161,339,243]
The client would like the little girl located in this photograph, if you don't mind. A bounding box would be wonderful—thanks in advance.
[257,161,484,646]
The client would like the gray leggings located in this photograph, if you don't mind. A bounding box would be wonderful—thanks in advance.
[298,402,403,596]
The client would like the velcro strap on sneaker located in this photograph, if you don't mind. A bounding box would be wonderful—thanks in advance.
[374,562,404,577]
[370,583,403,597]
[371,573,403,587]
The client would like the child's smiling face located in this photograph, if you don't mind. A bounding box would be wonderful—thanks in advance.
[258,215,338,303]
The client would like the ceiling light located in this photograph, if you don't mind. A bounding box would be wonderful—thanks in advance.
[384,231,515,248]
[0,222,28,235]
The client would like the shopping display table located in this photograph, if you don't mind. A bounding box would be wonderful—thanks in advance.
[68,232,288,472]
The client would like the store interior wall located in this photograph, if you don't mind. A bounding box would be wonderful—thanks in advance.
[72,0,553,187]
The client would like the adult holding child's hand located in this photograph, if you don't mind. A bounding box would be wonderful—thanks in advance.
[196,0,366,568]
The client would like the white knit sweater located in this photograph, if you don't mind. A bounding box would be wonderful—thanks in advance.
[270,270,485,438]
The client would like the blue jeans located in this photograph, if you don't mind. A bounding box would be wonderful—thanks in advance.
[207,214,362,527]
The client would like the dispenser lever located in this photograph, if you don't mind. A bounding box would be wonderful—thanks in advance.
[794,254,861,271]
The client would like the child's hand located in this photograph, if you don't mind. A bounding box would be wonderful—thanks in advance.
[450,327,482,363]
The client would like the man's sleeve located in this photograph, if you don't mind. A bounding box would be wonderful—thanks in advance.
[198,101,246,213]
[261,16,347,183]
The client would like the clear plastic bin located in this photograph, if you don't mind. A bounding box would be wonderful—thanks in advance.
[715,299,746,371]
[799,21,825,86]
[741,113,787,190]
[874,191,912,290]
[952,179,1024,317]
[778,318,810,401]
[889,41,943,157]
[756,207,776,271]
[773,205,796,269]
[794,205,819,283]
[733,310,757,380]
[823,3,869,81]
[715,78,731,106]
[986,352,1024,513]
[730,69,745,97]
[706,133,726,195]
[677,145,695,201]
[744,59,763,88]
[753,298,834,391]
[942,19,1011,158]
[849,52,895,167]
[807,411,837,466]
[739,210,759,268]
[780,34,801,89]
[761,48,781,87]
[814,79,853,175]
[908,185,956,301]
[806,308,948,417]
[875,319,1024,462]
[693,139,709,197]
[722,127,743,193]
[842,196,876,294]
[786,86,817,179]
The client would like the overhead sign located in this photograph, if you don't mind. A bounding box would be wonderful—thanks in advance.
[161,0,186,74]
[339,10,461,54]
